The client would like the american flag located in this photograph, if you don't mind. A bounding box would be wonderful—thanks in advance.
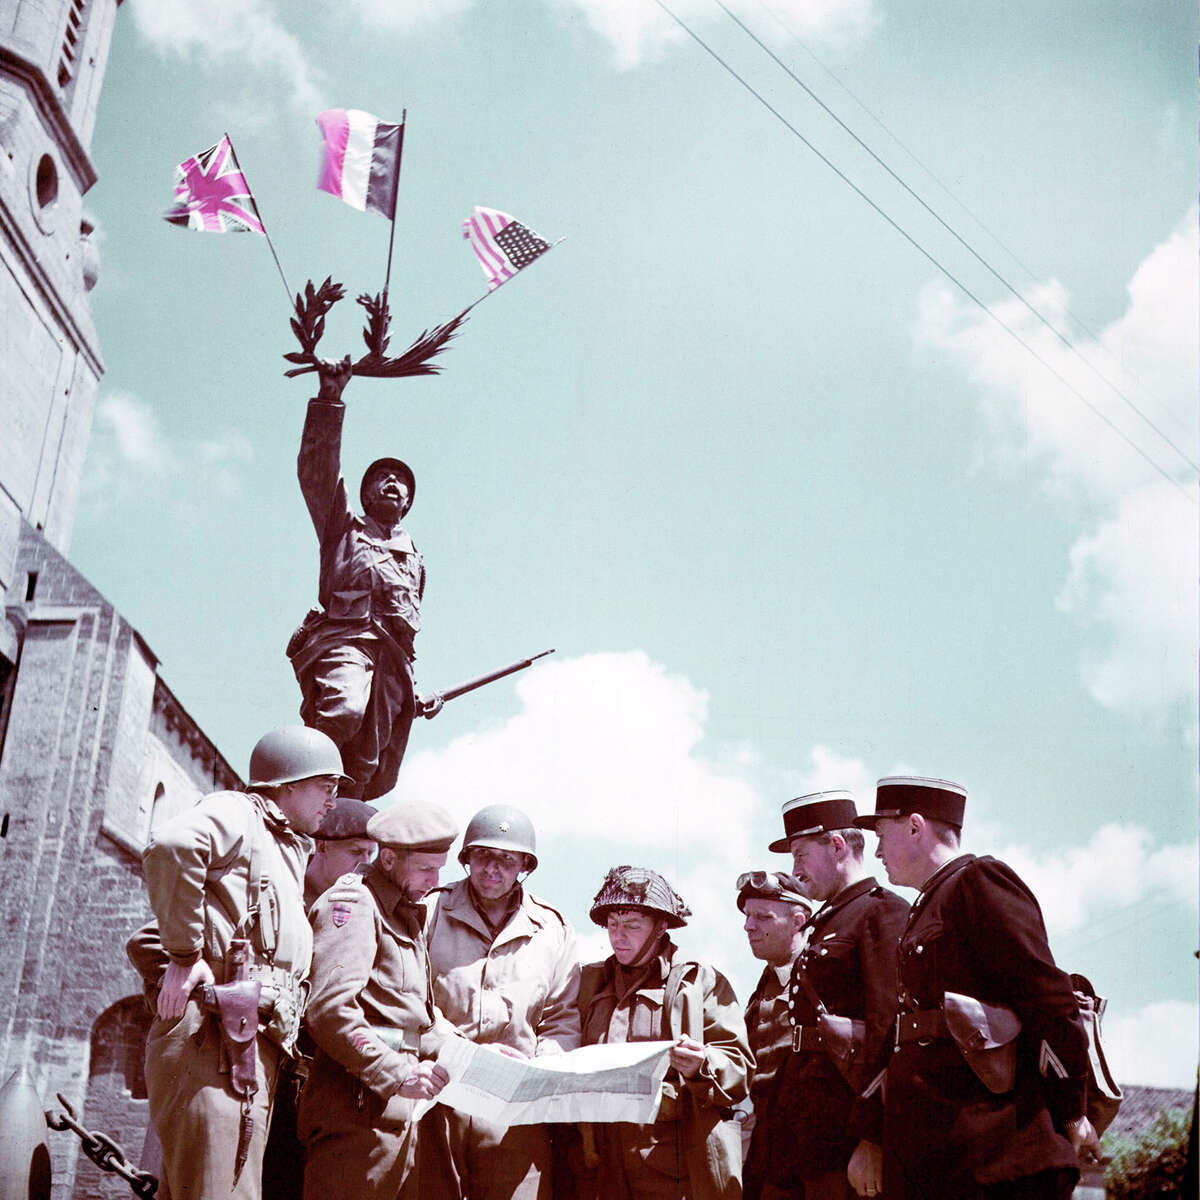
[164,136,264,234]
[462,206,551,291]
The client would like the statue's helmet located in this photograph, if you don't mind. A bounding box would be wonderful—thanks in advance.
[248,726,352,789]
[360,457,416,516]
[589,866,691,929]
[458,804,538,871]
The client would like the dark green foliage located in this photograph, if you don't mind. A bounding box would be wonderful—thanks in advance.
[1104,1104,1191,1200]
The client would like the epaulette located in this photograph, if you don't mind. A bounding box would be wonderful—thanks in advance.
[526,893,569,927]
[327,872,366,903]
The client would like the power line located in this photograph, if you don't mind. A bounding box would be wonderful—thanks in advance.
[650,0,1199,504]
[717,0,1200,478]
[750,0,1196,442]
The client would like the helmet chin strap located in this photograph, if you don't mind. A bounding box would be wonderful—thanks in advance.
[627,919,669,968]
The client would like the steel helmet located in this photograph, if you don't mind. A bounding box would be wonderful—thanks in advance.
[458,804,538,871]
[589,866,691,929]
[248,726,353,789]
[360,458,416,516]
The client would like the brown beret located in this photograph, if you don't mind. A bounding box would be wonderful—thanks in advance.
[316,799,377,841]
[368,799,458,852]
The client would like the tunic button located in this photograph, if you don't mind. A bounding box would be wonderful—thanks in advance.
[818,948,828,956]
[915,945,924,955]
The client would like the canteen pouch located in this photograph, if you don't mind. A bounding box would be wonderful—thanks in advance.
[942,991,1020,1094]
[1071,973,1122,1135]
[816,1013,867,1088]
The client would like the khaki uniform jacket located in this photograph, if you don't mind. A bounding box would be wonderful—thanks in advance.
[580,940,752,1200]
[142,789,312,989]
[424,879,581,1057]
[305,862,450,1102]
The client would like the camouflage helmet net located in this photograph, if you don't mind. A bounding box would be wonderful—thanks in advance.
[589,865,692,929]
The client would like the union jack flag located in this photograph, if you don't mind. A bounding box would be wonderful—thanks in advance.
[163,136,264,234]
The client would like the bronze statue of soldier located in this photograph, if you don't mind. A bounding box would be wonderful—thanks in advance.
[287,356,441,802]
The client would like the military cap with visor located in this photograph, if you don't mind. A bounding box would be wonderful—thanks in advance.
[459,804,538,871]
[589,866,692,929]
[736,870,812,914]
[248,726,354,790]
[315,798,377,841]
[360,457,416,516]
[368,798,457,852]
[853,775,967,830]
[768,789,859,853]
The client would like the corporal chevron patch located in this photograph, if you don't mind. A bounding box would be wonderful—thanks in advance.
[1039,1040,1068,1079]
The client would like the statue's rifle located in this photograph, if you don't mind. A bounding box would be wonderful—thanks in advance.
[419,649,555,717]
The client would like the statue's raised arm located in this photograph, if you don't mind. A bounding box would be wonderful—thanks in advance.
[286,357,429,801]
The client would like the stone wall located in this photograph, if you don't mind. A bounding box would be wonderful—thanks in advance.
[0,522,240,1198]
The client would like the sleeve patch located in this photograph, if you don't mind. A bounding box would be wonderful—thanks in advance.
[1039,1040,1068,1079]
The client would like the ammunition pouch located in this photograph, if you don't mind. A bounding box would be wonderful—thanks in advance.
[286,608,322,660]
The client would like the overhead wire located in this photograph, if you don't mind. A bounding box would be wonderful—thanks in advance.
[649,0,1199,504]
[716,0,1200,478]
[750,0,1196,440]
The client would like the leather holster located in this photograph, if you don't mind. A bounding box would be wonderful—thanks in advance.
[200,980,263,1099]
[942,991,1020,1094]
[815,1013,867,1088]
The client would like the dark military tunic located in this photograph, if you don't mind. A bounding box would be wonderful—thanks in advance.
[288,397,425,801]
[764,877,908,1190]
[875,855,1089,1199]
[742,960,795,1200]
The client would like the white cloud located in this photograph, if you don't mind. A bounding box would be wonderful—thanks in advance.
[84,392,254,513]
[396,650,767,995]
[914,209,1199,723]
[342,0,877,69]
[548,0,879,70]
[987,822,1198,940]
[127,0,323,114]
[1056,482,1198,721]
[346,0,475,33]
[1102,1000,1199,1089]
[395,658,1196,1045]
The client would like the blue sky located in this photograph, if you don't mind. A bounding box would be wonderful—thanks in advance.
[74,0,1196,1085]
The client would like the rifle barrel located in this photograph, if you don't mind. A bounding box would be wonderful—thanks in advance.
[439,649,555,703]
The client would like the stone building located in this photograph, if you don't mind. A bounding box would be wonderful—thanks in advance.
[0,2,240,1195]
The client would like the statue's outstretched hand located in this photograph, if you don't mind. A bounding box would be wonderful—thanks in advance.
[316,355,353,402]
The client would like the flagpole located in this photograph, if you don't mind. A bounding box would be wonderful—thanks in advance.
[382,110,407,305]
[224,131,293,308]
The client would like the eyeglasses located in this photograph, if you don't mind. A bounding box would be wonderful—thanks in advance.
[736,871,809,905]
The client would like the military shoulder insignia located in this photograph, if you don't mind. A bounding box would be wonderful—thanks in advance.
[331,902,354,927]
[1039,1040,1068,1079]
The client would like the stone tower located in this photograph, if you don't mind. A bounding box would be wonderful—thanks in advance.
[0,0,119,618]
[0,6,245,1195]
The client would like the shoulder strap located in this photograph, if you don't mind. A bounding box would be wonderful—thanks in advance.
[233,799,268,947]
[664,960,704,1042]
[791,959,829,1016]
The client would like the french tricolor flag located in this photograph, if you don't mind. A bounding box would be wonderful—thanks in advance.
[316,108,404,219]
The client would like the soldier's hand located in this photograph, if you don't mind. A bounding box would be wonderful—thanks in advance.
[669,1036,706,1079]
[417,694,444,720]
[157,958,215,1021]
[1068,1115,1102,1164]
[847,1139,883,1196]
[397,1061,450,1100]
[316,354,353,403]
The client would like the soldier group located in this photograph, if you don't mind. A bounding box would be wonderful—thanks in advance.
[129,732,1103,1200]
[127,363,1102,1198]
